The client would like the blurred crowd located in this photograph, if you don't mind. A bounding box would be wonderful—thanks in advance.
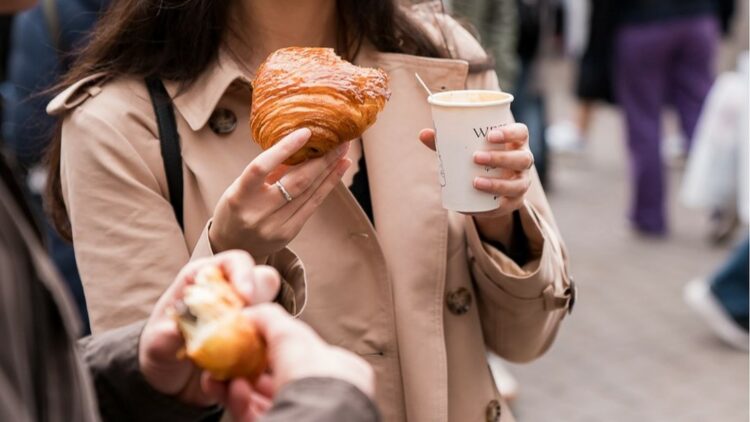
[0,0,747,421]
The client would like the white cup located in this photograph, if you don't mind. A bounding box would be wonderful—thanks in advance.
[428,90,515,212]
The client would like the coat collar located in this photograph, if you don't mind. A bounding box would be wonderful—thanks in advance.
[164,48,250,132]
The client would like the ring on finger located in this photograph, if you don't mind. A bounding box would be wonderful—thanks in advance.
[275,180,294,202]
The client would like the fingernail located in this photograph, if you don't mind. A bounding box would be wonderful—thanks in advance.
[488,129,504,143]
[474,177,492,189]
[296,127,312,140]
[474,151,491,163]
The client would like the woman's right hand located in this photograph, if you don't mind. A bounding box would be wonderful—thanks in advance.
[209,128,351,258]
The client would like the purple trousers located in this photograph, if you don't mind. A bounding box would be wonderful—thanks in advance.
[614,15,719,234]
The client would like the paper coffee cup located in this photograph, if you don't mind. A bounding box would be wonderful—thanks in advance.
[428,90,515,212]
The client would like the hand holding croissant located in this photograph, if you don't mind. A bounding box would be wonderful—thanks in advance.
[251,47,390,165]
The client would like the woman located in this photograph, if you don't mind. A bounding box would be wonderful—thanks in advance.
[46,1,574,421]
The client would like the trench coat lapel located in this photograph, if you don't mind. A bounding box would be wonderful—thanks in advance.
[356,49,469,422]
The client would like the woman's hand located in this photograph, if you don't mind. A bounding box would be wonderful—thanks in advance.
[138,251,281,407]
[210,128,352,259]
[419,123,534,245]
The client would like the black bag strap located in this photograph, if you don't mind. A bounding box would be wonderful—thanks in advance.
[145,77,184,230]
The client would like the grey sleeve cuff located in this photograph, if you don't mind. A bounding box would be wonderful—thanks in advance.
[261,377,380,422]
[79,321,221,422]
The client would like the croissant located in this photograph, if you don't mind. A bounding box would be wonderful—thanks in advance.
[251,47,391,165]
[172,265,267,381]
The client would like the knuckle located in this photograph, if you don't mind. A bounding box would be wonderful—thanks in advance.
[275,228,292,243]
[310,190,327,207]
[291,175,311,192]
[490,154,505,168]
[280,141,296,157]
[223,188,243,211]
[246,162,265,179]
[491,179,506,192]
[512,179,530,195]
[256,225,275,241]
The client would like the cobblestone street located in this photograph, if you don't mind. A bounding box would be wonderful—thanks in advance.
[505,58,749,422]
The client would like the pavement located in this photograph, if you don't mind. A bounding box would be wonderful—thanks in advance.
[505,58,749,422]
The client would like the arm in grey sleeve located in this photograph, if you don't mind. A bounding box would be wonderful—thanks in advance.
[78,321,221,422]
[260,378,380,422]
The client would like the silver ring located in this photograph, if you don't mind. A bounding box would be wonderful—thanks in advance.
[527,151,535,170]
[275,180,293,202]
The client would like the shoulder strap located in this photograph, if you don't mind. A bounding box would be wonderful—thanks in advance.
[145,77,184,230]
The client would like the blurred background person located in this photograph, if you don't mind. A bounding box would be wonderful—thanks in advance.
[546,0,616,154]
[682,51,748,352]
[509,0,556,187]
[1,0,111,333]
[448,0,553,186]
[685,237,749,351]
[614,0,728,236]
[449,0,520,92]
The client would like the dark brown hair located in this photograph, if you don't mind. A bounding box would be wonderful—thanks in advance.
[46,0,456,240]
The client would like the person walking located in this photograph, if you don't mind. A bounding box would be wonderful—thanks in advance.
[682,51,748,352]
[685,238,749,351]
[613,0,722,235]
[449,0,520,92]
[46,1,575,421]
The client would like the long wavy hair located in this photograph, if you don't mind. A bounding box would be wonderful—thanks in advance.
[46,0,469,240]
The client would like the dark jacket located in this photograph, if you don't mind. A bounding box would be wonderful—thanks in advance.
[1,0,108,167]
[1,0,112,334]
[0,153,379,422]
[619,0,731,28]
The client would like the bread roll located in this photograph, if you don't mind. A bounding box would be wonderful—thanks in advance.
[173,266,267,381]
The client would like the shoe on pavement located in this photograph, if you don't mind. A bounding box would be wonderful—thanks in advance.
[663,132,687,168]
[684,278,749,352]
[546,121,585,154]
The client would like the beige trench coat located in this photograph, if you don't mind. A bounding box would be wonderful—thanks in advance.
[49,10,573,422]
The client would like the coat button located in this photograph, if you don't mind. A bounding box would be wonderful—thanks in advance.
[485,399,501,422]
[208,108,237,134]
[446,287,472,315]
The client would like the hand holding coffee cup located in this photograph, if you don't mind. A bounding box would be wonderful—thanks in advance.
[419,122,532,211]
[419,90,533,217]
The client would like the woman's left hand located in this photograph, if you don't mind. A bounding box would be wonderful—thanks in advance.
[418,123,534,245]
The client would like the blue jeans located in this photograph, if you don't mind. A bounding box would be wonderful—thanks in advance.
[710,237,749,331]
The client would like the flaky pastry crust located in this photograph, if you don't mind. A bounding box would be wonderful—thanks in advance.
[251,47,390,165]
